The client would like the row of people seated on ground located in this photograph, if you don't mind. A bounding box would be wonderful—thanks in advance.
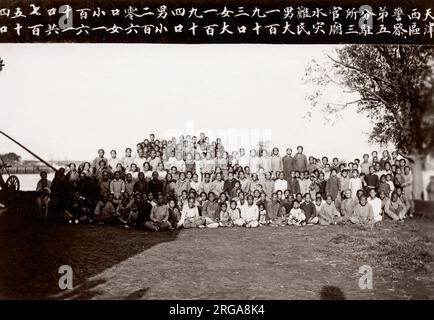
[50,186,412,230]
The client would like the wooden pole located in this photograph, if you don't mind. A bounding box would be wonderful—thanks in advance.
[0,130,58,172]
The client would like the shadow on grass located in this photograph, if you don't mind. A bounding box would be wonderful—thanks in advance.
[319,286,346,300]
[0,192,180,299]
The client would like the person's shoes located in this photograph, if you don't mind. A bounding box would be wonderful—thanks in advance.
[124,225,130,229]
[75,219,79,224]
[68,220,72,224]
[198,225,205,228]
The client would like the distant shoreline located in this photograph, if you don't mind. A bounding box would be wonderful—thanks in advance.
[6,166,55,174]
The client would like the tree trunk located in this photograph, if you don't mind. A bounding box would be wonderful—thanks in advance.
[411,154,425,200]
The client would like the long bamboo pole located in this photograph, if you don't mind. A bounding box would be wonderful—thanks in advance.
[0,130,58,172]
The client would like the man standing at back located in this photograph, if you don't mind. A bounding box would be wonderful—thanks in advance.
[282,148,294,179]
[294,146,308,173]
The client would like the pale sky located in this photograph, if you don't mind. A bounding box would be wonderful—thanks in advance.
[0,44,377,162]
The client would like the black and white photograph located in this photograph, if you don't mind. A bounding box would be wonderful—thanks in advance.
[0,0,433,312]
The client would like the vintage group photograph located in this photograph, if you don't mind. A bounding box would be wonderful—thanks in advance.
[0,42,433,301]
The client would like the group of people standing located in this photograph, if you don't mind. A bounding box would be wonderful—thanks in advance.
[35,133,415,230]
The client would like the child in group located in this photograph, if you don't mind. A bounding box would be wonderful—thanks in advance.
[368,189,383,223]
[308,174,319,200]
[174,151,186,173]
[229,180,241,201]
[275,199,292,226]
[167,152,177,170]
[228,200,244,226]
[338,169,350,194]
[350,195,375,227]
[177,197,205,228]
[116,197,132,225]
[203,152,215,176]
[331,157,340,173]
[383,192,405,221]
[122,148,135,171]
[144,194,172,231]
[286,170,300,195]
[301,193,318,225]
[386,173,395,194]
[218,192,230,209]
[288,200,306,226]
[394,167,404,190]
[323,164,331,180]
[108,150,119,172]
[318,195,341,225]
[194,152,204,182]
[202,192,220,228]
[258,202,268,225]
[175,172,191,199]
[298,171,310,195]
[238,170,251,195]
[163,173,175,196]
[316,172,327,199]
[219,202,232,227]
[94,194,116,224]
[199,173,213,195]
[36,171,52,219]
[240,195,260,228]
[262,172,274,199]
[110,171,125,206]
[378,174,391,197]
[156,162,167,181]
[339,189,356,220]
[274,171,288,193]
[250,173,261,193]
[142,162,153,182]
[349,169,362,200]
[168,198,181,228]
[314,195,324,214]
[63,191,91,224]
[177,190,189,210]
[126,203,140,228]
[190,173,201,192]
[266,193,281,226]
[326,169,341,201]
[253,189,261,204]
[124,173,135,196]
[185,152,196,173]
[197,192,208,215]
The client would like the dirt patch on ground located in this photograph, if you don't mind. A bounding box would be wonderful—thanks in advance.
[0,195,433,299]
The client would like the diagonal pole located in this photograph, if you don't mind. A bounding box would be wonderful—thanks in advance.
[0,130,58,172]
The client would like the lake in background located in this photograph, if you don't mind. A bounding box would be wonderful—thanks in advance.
[1,173,55,191]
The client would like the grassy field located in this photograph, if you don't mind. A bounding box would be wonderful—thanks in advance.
[0,193,433,300]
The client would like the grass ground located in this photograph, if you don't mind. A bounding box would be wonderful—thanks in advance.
[0,193,433,300]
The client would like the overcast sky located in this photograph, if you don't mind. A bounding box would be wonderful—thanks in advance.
[0,44,376,162]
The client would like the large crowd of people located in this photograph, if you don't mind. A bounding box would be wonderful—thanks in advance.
[35,132,416,230]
